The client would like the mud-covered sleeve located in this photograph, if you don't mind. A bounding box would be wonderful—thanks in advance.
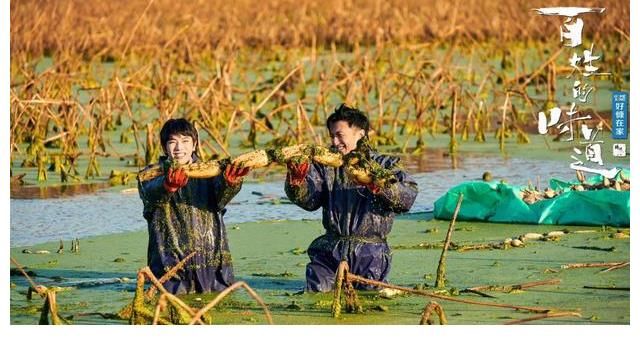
[138,173,172,220]
[138,174,170,204]
[210,174,242,211]
[373,158,418,213]
[284,163,325,211]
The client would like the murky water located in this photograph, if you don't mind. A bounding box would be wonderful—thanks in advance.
[10,154,624,247]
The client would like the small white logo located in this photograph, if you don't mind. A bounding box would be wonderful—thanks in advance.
[613,143,626,157]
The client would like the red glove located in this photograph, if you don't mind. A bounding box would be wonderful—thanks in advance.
[287,161,309,187]
[163,167,188,193]
[362,181,381,194]
[224,163,250,186]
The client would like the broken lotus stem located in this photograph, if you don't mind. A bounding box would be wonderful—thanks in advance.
[561,261,629,270]
[467,279,561,293]
[39,288,68,325]
[121,260,273,325]
[187,281,273,325]
[504,311,582,325]
[419,301,447,325]
[12,257,68,325]
[435,193,464,288]
[345,272,560,313]
[145,251,197,299]
[331,261,349,318]
[127,267,206,325]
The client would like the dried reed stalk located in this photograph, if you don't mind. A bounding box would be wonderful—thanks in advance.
[561,261,629,270]
[346,273,559,314]
[599,262,630,273]
[468,279,561,293]
[504,312,582,325]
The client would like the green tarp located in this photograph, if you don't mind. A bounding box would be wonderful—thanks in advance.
[433,170,630,227]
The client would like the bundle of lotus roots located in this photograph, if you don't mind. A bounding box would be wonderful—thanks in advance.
[520,170,631,205]
[137,140,397,188]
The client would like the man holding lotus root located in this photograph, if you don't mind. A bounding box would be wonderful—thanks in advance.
[138,118,249,294]
[285,104,418,292]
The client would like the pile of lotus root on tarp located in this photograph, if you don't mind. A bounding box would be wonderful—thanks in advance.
[434,169,630,227]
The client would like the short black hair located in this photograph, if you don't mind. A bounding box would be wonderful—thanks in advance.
[326,104,369,136]
[160,118,199,156]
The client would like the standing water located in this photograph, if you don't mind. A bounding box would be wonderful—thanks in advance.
[10,154,618,247]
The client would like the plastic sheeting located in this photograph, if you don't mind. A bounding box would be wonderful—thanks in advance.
[433,170,630,227]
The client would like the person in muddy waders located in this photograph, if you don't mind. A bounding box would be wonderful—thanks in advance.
[285,104,419,292]
[138,118,249,294]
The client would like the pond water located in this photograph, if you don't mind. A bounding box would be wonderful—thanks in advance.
[10,153,610,247]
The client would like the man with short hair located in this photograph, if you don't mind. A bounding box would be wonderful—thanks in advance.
[285,104,418,292]
[139,118,249,294]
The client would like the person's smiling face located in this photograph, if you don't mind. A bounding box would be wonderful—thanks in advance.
[329,120,365,154]
[165,134,196,165]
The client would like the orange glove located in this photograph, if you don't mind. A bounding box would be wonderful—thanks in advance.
[224,163,250,186]
[163,167,189,193]
[287,161,310,186]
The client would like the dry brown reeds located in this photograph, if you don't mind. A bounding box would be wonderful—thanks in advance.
[11,0,629,57]
[10,0,629,185]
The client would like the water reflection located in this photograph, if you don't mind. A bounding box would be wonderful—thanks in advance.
[10,182,113,199]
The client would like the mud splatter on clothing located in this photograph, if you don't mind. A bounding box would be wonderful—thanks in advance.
[286,152,418,291]
[139,158,241,294]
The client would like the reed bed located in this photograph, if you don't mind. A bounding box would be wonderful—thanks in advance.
[10,0,630,186]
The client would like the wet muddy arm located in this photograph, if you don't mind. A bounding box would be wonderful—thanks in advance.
[285,164,325,211]
[374,170,418,213]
